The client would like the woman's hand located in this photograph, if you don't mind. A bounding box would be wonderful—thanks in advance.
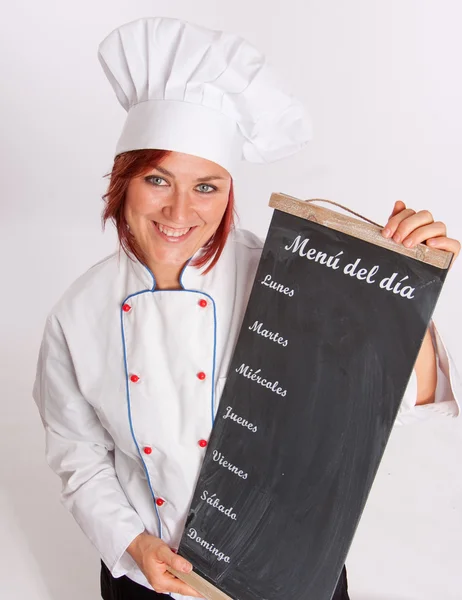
[381,200,460,405]
[381,200,460,263]
[127,531,203,597]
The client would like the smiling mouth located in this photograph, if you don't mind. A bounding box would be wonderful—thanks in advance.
[152,221,195,240]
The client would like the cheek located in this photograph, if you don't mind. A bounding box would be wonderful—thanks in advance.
[125,189,160,222]
[202,197,229,229]
[125,186,143,221]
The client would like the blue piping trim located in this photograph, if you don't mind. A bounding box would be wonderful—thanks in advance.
[179,257,193,290]
[142,263,156,291]
[121,296,163,538]
[120,262,218,542]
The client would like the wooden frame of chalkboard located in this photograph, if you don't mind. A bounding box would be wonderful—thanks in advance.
[269,193,452,269]
[170,193,453,600]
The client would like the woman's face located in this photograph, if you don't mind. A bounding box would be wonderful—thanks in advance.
[125,151,232,274]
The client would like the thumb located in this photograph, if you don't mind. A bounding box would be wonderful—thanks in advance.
[159,546,193,573]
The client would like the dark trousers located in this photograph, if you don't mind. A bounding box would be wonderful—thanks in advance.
[101,559,350,599]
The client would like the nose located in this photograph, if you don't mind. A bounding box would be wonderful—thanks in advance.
[163,189,193,224]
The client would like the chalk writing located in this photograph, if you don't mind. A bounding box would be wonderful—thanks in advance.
[379,273,416,299]
[200,489,237,520]
[284,234,418,300]
[187,528,230,562]
[235,363,287,397]
[212,450,248,479]
[223,405,258,432]
[285,236,343,270]
[344,258,380,283]
[249,320,288,347]
[261,274,295,296]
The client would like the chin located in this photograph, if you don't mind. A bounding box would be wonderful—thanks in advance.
[150,247,195,266]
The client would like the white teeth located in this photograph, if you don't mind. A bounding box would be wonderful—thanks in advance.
[156,223,191,237]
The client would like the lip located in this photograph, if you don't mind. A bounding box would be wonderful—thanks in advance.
[152,221,197,243]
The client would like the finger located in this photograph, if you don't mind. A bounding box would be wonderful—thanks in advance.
[157,545,192,573]
[401,222,447,248]
[393,210,436,244]
[382,208,416,239]
[389,200,406,218]
[160,571,203,597]
[426,236,461,259]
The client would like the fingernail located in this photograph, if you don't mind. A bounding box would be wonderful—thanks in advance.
[394,234,401,243]
[183,564,192,573]
[403,239,413,247]
[382,228,391,238]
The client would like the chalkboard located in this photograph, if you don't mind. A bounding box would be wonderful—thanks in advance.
[170,193,453,600]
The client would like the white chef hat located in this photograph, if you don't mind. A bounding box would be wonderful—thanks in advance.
[98,17,312,174]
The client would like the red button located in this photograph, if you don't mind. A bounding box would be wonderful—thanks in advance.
[143,446,152,455]
[199,299,207,308]
[199,439,208,448]
[122,303,131,312]
[197,372,206,380]
[156,498,165,506]
[130,374,140,383]
[171,548,177,554]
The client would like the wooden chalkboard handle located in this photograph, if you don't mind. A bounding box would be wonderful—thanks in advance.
[269,192,453,270]
[305,198,384,228]
[167,566,234,600]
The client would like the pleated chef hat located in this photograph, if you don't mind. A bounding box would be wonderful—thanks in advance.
[98,17,312,174]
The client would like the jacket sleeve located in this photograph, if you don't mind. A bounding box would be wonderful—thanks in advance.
[394,321,461,426]
[32,314,147,578]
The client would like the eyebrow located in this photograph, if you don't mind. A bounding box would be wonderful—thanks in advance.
[153,165,227,182]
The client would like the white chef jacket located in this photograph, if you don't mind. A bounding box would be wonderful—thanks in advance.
[32,227,461,598]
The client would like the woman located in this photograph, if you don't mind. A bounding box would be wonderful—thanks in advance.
[33,16,460,600]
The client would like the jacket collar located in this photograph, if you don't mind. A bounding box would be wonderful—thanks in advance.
[125,234,236,294]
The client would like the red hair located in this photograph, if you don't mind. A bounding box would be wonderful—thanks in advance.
[102,149,236,274]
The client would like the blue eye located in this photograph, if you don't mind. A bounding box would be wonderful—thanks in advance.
[146,176,167,186]
[145,176,216,193]
[197,184,216,193]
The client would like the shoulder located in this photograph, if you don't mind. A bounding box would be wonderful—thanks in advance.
[48,251,126,320]
[223,228,264,284]
[229,228,264,252]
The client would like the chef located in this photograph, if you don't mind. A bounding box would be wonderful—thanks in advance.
[32,16,461,600]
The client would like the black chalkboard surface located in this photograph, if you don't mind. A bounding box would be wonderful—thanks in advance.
[170,194,453,600]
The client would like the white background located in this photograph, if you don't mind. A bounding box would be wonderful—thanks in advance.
[1,1,461,599]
